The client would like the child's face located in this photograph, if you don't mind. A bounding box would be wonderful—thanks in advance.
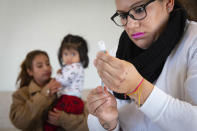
[27,54,52,86]
[62,48,80,65]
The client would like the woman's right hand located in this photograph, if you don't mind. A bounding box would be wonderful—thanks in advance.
[87,86,118,130]
[45,79,61,96]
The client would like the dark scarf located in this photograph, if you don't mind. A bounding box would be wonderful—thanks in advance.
[113,6,187,100]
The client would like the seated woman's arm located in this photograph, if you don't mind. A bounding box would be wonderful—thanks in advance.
[139,42,197,131]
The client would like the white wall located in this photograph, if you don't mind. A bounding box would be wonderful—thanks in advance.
[0,0,123,91]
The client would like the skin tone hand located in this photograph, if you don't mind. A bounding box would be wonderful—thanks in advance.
[94,52,143,93]
[87,86,118,130]
[57,69,62,74]
[47,108,62,126]
[45,79,61,96]
[94,52,154,105]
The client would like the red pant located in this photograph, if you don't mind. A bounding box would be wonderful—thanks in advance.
[44,95,84,131]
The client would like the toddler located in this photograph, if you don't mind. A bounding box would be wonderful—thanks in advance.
[44,34,89,131]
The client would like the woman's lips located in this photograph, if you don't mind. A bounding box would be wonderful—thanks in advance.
[132,32,145,39]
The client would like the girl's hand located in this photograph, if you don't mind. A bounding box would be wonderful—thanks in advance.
[47,108,62,126]
[57,69,62,74]
[45,79,61,95]
[94,52,143,94]
[87,86,118,130]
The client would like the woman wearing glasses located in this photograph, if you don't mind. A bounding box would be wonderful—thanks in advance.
[87,0,197,130]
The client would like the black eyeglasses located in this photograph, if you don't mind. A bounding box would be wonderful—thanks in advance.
[111,0,156,26]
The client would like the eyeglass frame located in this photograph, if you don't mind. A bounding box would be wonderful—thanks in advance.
[111,0,156,26]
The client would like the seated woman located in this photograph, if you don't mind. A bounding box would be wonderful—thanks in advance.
[9,50,89,131]
[87,0,197,130]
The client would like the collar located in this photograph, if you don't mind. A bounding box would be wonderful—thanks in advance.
[63,62,82,67]
[29,80,43,95]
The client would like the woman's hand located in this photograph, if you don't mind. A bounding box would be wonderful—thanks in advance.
[94,52,143,94]
[47,108,62,126]
[45,79,61,96]
[87,86,118,130]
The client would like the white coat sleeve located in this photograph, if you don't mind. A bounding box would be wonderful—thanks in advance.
[87,114,120,131]
[140,44,197,131]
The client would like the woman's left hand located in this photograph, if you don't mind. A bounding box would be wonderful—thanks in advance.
[94,52,143,94]
[47,108,62,126]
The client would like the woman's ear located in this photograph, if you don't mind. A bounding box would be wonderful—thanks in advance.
[27,68,33,76]
[166,0,174,13]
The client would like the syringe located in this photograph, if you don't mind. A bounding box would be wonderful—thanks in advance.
[98,40,106,92]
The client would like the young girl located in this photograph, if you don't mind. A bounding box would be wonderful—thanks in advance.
[44,34,89,131]
[9,50,62,130]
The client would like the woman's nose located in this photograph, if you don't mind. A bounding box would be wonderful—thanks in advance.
[66,56,72,64]
[126,16,140,29]
[68,56,72,61]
